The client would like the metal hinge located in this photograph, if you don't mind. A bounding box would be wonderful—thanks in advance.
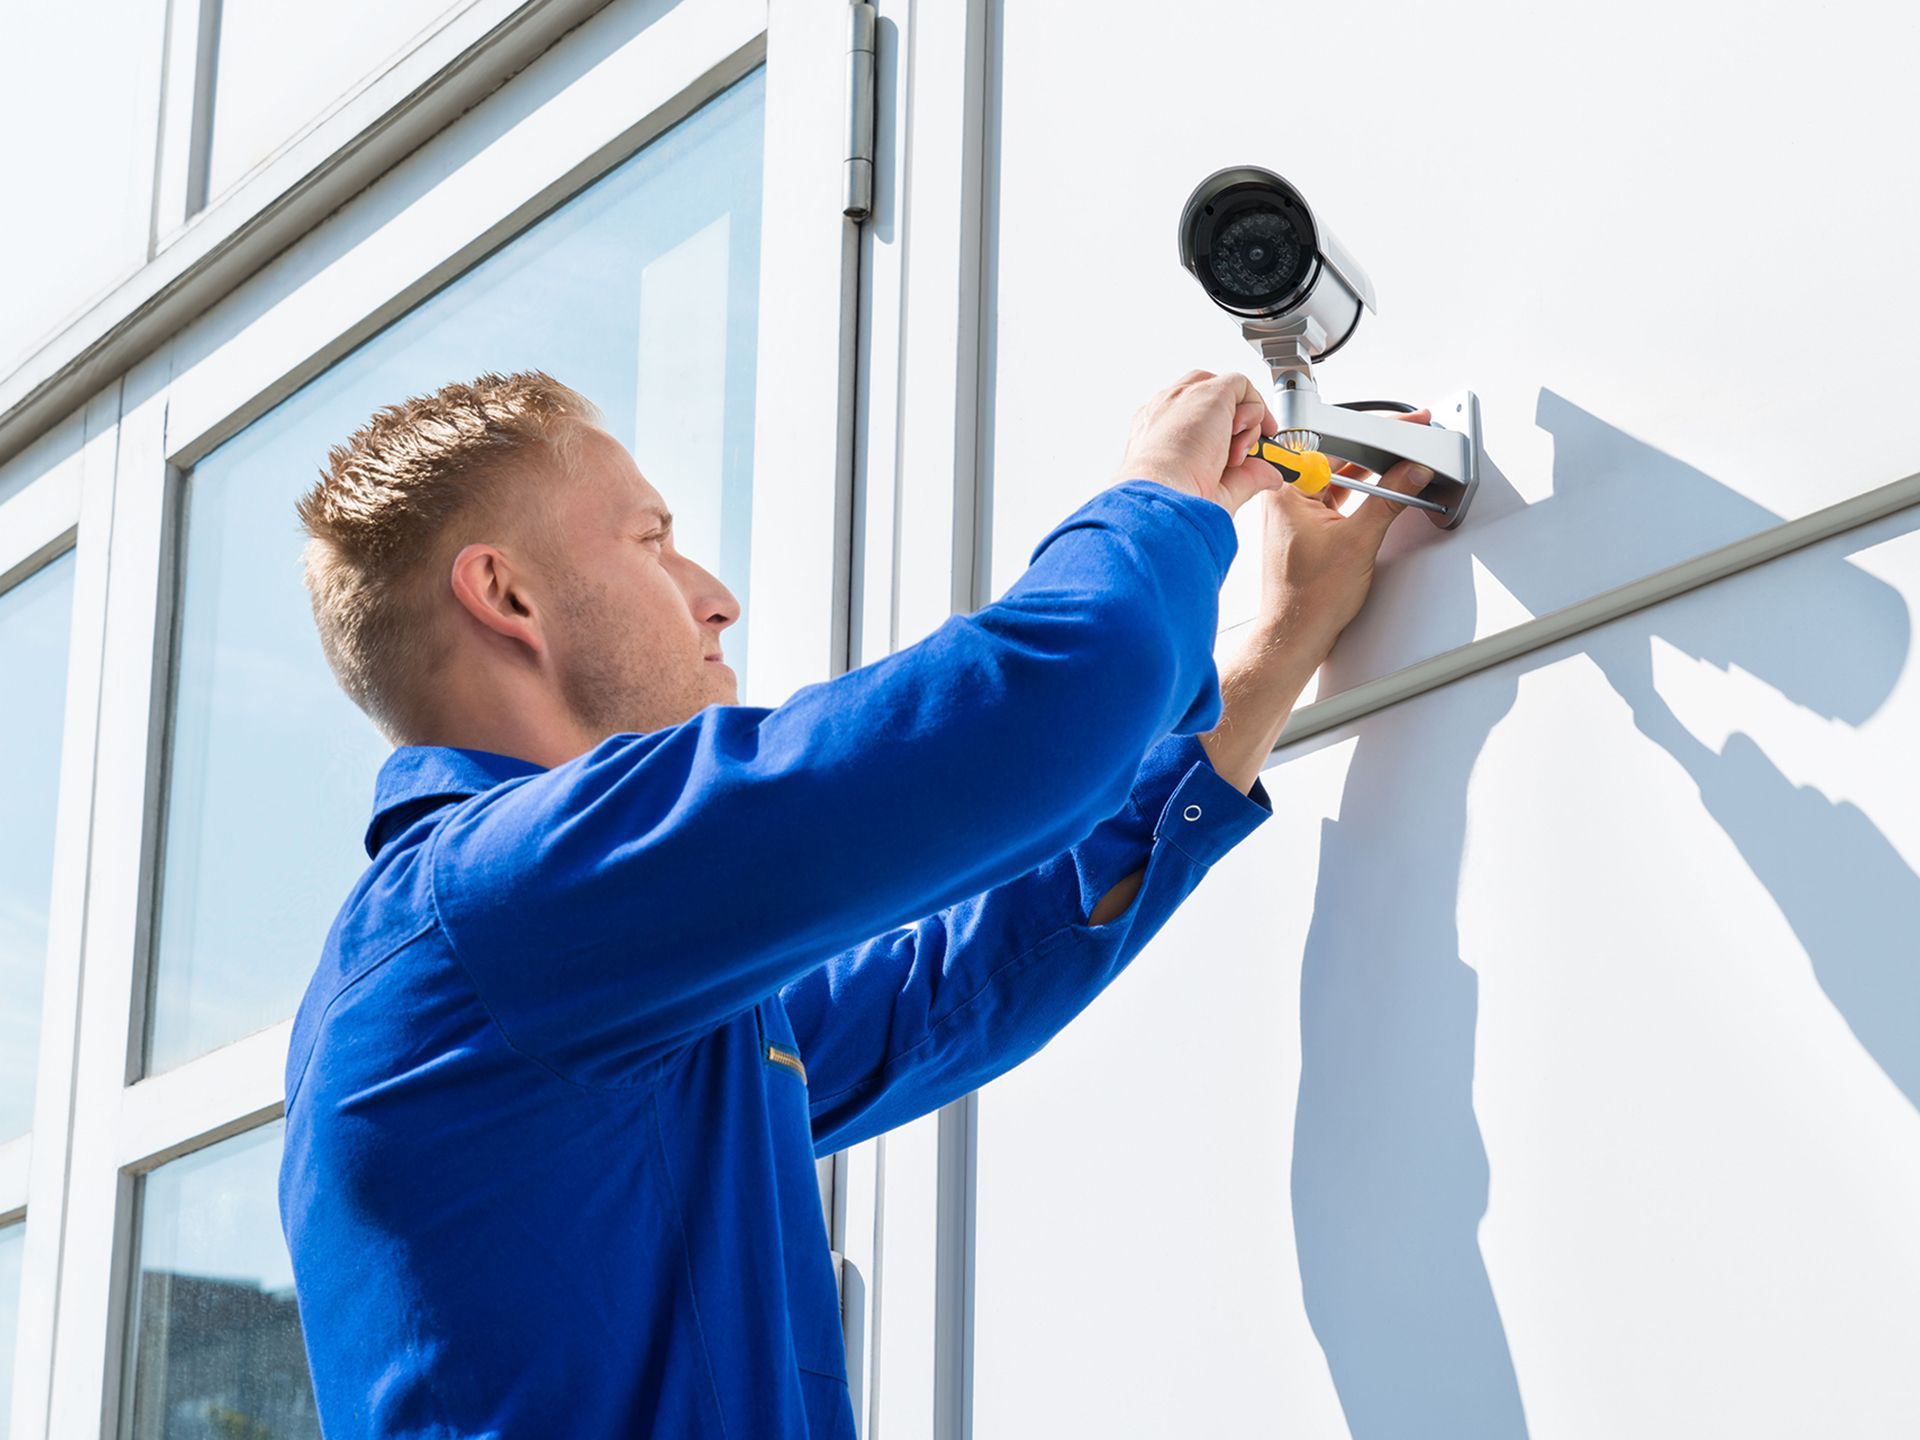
[844,1,878,220]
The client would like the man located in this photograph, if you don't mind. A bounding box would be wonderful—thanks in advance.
[278,366,1430,1437]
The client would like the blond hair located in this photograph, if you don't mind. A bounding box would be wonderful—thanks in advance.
[295,370,603,741]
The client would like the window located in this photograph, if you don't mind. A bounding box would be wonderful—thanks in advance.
[200,0,463,205]
[146,67,767,1074]
[121,1121,313,1440]
[0,553,77,1144]
[0,0,158,371]
[29,6,856,1431]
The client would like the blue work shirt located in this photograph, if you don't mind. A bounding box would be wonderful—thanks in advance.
[279,480,1273,1437]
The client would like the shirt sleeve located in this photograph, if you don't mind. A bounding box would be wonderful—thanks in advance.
[782,730,1272,1154]
[428,481,1241,1085]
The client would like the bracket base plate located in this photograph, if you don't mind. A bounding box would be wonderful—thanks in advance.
[1421,389,1481,530]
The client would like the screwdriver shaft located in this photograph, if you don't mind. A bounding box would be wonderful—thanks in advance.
[1326,472,1450,515]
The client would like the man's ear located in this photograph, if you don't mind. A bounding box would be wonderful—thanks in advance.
[448,542,545,658]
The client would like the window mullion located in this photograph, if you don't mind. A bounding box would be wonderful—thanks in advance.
[44,351,176,1440]
[150,0,222,250]
[0,386,108,1439]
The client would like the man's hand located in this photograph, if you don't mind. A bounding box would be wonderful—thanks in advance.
[1192,411,1435,796]
[1247,409,1435,667]
[1112,370,1290,517]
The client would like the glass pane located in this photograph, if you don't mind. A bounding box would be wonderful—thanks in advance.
[0,0,157,370]
[0,554,77,1143]
[0,1220,24,1440]
[202,0,461,204]
[124,1121,316,1440]
[149,68,766,1074]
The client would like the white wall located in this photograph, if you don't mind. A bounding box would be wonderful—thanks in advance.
[980,0,1920,706]
[967,2,1920,1434]
[972,502,1920,1438]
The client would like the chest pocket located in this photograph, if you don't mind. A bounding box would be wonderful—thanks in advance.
[755,998,809,1087]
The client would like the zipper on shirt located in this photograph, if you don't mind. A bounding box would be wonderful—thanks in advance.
[753,1003,808,1084]
[765,1043,808,1085]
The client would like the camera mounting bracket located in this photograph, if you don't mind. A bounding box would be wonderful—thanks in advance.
[1248,320,1480,529]
[1246,315,1328,381]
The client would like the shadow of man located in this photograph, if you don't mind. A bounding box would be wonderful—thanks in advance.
[1288,388,1916,1440]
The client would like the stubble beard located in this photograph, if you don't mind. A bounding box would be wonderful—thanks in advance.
[551,576,692,741]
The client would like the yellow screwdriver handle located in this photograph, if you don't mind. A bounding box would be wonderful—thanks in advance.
[1253,439,1333,496]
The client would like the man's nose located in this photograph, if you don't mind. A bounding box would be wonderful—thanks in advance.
[685,564,740,629]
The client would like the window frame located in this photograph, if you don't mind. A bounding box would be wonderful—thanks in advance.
[39,1,863,1432]
[0,386,120,1440]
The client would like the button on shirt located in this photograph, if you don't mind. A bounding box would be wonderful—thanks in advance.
[279,480,1274,1438]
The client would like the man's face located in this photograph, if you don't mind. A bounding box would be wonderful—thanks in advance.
[533,422,741,738]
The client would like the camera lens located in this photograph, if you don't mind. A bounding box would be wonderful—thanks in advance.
[1210,204,1308,304]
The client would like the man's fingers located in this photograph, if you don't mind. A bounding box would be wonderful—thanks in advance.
[1213,372,1276,439]
[1216,448,1281,513]
[1352,410,1434,530]
[1230,399,1268,455]
[1350,458,1435,536]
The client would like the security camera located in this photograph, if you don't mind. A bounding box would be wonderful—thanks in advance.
[1177,165,1481,529]
[1177,165,1375,363]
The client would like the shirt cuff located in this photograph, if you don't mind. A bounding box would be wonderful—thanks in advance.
[1150,732,1273,867]
[1063,731,1262,924]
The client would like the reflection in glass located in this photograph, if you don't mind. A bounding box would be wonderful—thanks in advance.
[0,554,76,1143]
[124,1121,317,1440]
[149,69,766,1074]
[0,1220,24,1440]
[202,0,459,205]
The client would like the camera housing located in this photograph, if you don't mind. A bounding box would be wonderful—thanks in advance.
[1177,165,1376,362]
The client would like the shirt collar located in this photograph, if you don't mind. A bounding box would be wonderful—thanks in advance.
[364,745,548,858]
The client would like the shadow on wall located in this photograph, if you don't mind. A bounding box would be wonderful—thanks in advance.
[1289,388,1920,1440]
